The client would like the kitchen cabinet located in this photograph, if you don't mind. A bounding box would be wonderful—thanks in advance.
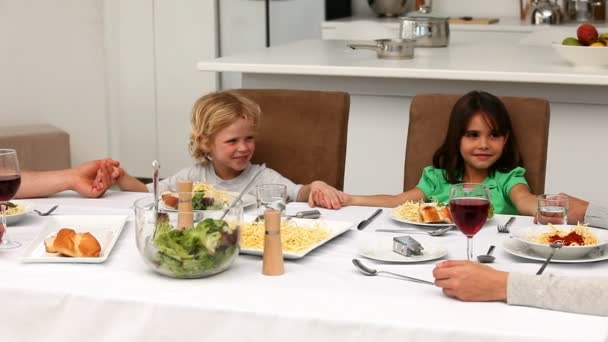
[218,0,324,90]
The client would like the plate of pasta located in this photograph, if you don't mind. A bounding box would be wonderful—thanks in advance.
[510,223,608,259]
[390,201,454,227]
[240,218,356,259]
[4,200,33,225]
[160,182,256,211]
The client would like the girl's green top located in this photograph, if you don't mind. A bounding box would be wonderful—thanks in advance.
[416,166,529,215]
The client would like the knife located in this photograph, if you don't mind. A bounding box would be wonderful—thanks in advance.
[357,209,383,230]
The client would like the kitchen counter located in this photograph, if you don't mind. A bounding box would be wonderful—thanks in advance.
[198,39,608,86]
[197,37,608,206]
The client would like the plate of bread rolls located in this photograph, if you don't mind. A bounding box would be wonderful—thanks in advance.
[21,215,127,263]
[391,201,454,227]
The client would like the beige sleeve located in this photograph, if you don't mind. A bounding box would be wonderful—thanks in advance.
[507,272,608,316]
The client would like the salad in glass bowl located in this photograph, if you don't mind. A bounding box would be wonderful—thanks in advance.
[133,195,242,278]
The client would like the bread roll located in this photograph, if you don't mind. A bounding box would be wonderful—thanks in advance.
[437,207,453,223]
[44,228,101,257]
[162,192,179,209]
[420,205,441,223]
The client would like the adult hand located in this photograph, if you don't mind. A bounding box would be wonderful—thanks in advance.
[559,192,589,225]
[69,159,121,198]
[433,260,508,302]
[307,181,345,209]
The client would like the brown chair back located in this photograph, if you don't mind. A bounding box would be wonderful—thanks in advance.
[404,94,550,195]
[232,89,350,190]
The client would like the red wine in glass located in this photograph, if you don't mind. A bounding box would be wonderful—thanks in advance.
[450,198,490,237]
[0,175,21,202]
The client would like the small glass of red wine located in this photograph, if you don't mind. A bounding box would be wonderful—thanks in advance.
[0,149,22,250]
[449,183,490,261]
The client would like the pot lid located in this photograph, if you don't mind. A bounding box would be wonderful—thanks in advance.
[403,9,448,20]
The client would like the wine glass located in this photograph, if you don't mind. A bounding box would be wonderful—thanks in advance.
[0,149,22,250]
[449,183,490,261]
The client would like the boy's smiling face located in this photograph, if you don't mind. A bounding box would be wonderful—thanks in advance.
[460,112,507,175]
[207,117,256,180]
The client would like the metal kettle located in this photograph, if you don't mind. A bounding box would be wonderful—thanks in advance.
[531,0,564,24]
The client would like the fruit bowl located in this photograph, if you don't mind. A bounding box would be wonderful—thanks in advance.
[552,42,608,68]
[133,195,242,279]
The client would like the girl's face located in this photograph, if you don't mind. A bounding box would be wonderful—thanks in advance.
[207,117,255,179]
[459,112,507,174]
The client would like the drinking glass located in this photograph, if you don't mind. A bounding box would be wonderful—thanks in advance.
[537,194,568,225]
[256,184,287,216]
[449,183,491,261]
[0,149,22,250]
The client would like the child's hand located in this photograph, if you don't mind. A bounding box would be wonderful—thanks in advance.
[307,181,347,209]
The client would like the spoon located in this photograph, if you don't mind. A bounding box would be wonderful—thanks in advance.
[536,243,563,275]
[352,259,434,285]
[477,245,496,263]
[375,225,454,237]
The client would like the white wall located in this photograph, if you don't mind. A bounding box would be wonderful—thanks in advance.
[0,0,110,165]
[1,0,218,178]
[353,0,520,17]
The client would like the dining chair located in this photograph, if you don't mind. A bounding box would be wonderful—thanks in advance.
[231,89,350,190]
[404,93,550,194]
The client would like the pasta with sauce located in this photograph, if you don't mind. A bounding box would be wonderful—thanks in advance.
[533,223,599,246]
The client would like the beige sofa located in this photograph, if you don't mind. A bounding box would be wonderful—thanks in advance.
[0,124,71,171]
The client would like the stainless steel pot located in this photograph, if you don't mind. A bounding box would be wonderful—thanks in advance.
[348,39,415,59]
[399,16,450,47]
[368,0,411,17]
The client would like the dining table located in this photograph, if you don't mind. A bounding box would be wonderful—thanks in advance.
[1,190,607,342]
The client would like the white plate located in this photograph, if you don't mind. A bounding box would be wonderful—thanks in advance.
[511,225,608,259]
[503,238,608,263]
[21,215,127,263]
[4,200,34,225]
[160,192,256,211]
[389,208,454,227]
[240,218,355,259]
[358,236,448,263]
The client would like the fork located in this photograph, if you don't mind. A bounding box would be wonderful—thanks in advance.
[497,216,515,233]
[34,205,58,216]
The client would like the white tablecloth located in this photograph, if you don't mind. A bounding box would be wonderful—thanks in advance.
[1,191,607,342]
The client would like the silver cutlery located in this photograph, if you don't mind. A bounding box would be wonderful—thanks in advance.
[255,209,321,222]
[357,209,383,230]
[375,225,454,237]
[477,245,496,263]
[536,242,563,275]
[497,216,515,233]
[352,258,434,285]
[34,205,58,216]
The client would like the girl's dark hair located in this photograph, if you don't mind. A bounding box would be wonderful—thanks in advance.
[432,90,522,184]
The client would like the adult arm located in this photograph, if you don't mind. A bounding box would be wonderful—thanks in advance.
[508,273,608,316]
[15,159,119,198]
[584,203,608,229]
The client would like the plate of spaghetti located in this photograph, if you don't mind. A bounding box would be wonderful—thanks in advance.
[240,218,355,259]
[511,223,608,259]
[390,201,454,227]
[4,200,33,225]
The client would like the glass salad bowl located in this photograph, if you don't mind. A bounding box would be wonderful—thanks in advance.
[133,195,242,279]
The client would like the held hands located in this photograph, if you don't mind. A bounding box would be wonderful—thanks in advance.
[432,260,508,302]
[307,181,347,209]
[532,192,589,225]
[70,159,123,198]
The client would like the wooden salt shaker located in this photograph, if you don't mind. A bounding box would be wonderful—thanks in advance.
[262,209,284,276]
[177,181,193,229]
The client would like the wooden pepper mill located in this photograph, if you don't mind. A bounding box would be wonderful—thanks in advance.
[177,181,193,229]
[262,209,284,276]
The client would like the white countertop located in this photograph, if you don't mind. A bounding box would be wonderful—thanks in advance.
[323,16,542,32]
[197,39,608,86]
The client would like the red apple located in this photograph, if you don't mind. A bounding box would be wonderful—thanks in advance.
[577,23,599,46]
